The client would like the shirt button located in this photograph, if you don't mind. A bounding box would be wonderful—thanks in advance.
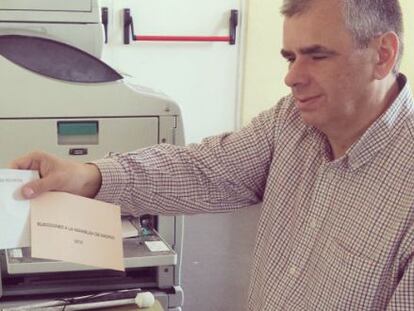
[289,265,298,276]
[309,219,317,229]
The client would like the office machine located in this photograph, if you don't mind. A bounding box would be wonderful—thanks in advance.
[0,1,184,310]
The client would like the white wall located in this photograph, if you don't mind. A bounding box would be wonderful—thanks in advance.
[241,0,288,125]
[399,0,414,84]
[101,0,242,144]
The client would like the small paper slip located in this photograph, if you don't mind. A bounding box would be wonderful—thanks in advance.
[122,217,139,238]
[145,241,170,252]
[9,248,23,258]
[0,169,39,249]
[30,192,125,271]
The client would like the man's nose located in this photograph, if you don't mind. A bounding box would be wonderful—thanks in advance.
[284,59,309,88]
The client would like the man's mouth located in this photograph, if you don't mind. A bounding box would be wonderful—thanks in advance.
[295,94,322,103]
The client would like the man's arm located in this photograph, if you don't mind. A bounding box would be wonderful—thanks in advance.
[386,224,414,310]
[386,254,414,310]
[91,100,290,216]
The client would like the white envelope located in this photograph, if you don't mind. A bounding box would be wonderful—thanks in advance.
[0,169,38,249]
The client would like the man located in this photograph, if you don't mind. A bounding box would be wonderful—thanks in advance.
[11,0,414,309]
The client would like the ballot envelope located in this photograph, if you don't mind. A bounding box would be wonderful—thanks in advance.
[0,1,183,310]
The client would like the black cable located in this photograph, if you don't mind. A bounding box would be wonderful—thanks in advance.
[57,288,143,307]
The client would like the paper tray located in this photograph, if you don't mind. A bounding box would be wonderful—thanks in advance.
[5,232,176,274]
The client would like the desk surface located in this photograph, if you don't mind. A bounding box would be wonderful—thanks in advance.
[95,300,164,311]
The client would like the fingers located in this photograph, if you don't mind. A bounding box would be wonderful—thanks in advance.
[9,151,57,199]
[9,151,102,199]
[9,151,44,170]
[9,155,33,170]
[21,177,58,199]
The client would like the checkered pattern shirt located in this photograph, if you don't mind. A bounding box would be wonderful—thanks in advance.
[94,74,414,310]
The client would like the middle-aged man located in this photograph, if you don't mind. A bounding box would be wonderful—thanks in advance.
[11,0,414,309]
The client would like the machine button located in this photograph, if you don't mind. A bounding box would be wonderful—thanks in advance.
[69,148,88,156]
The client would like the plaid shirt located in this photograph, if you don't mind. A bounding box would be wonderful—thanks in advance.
[95,74,414,310]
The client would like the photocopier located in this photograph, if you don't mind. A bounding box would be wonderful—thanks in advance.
[0,1,184,310]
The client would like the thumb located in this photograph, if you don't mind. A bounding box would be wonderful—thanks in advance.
[21,177,56,199]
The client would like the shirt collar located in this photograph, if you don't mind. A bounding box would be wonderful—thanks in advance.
[308,74,414,170]
[346,74,414,170]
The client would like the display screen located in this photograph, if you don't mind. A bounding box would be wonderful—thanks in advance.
[57,121,99,145]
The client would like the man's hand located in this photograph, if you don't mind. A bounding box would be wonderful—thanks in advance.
[9,151,102,199]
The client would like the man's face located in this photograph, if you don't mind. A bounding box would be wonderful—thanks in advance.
[282,0,377,132]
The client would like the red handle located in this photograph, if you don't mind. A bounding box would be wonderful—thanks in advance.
[124,9,238,45]
[134,35,231,42]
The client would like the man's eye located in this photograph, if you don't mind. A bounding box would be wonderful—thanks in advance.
[312,55,328,60]
[286,58,295,63]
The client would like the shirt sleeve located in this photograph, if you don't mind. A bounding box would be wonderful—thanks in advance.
[386,255,414,310]
[92,97,291,216]
[386,224,414,310]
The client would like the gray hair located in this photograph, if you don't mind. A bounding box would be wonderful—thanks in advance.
[281,0,404,75]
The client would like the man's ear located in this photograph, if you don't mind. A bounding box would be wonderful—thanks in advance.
[373,31,399,79]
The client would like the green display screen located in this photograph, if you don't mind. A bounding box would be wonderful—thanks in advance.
[58,121,98,136]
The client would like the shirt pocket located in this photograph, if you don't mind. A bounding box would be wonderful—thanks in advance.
[313,236,385,310]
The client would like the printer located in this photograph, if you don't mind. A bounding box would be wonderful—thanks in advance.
[0,1,184,310]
